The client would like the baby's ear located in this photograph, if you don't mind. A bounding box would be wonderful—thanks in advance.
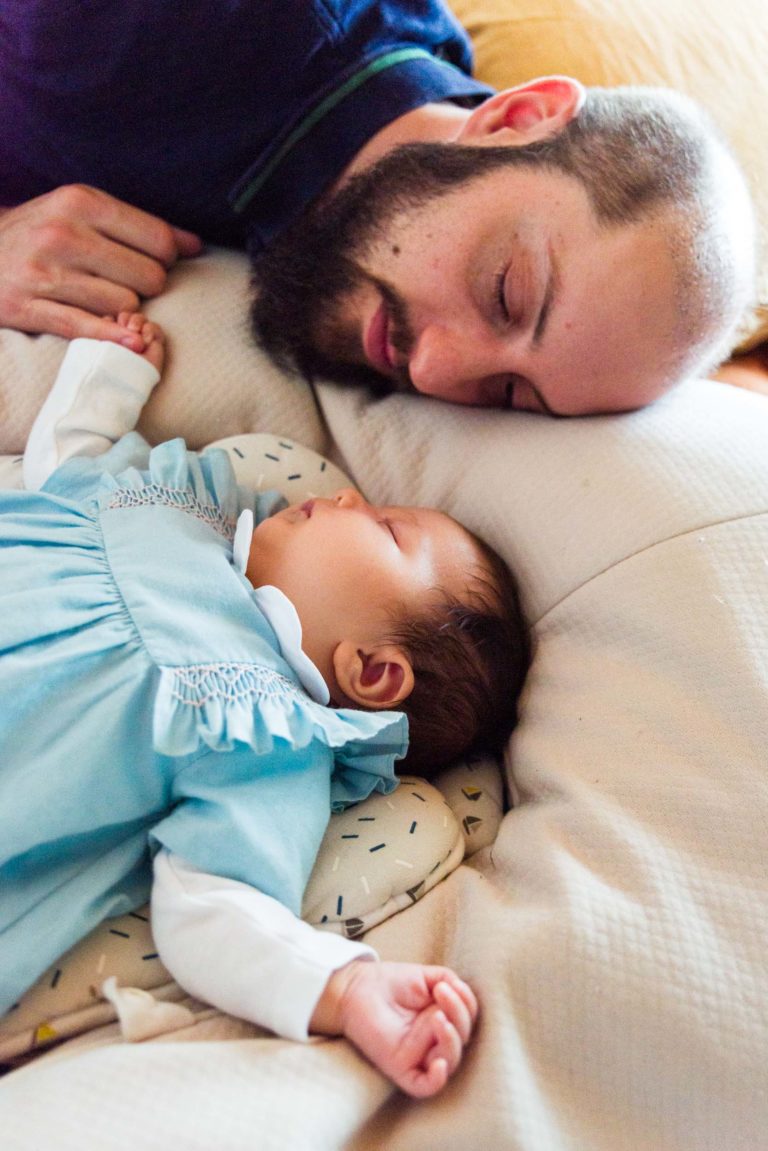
[333,641,414,709]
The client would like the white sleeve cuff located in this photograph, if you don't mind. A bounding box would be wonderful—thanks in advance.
[151,850,376,1042]
[23,338,160,490]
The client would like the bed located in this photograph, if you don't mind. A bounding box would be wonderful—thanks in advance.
[2,1,768,1147]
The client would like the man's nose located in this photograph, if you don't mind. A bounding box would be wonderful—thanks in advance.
[407,323,513,402]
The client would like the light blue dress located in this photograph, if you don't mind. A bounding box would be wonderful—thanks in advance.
[0,435,406,1014]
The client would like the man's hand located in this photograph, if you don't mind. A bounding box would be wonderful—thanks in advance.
[0,185,202,350]
[311,960,479,1098]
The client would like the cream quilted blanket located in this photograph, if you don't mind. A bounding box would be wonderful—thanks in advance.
[2,250,767,1150]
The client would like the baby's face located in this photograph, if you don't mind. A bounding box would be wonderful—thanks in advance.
[246,488,485,674]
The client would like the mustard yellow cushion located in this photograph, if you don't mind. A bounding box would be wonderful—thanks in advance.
[450,0,768,350]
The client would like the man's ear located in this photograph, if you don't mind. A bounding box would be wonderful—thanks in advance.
[458,76,585,146]
[332,640,415,710]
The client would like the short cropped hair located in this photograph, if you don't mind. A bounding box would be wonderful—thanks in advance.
[503,85,757,374]
[252,85,756,386]
[385,533,530,774]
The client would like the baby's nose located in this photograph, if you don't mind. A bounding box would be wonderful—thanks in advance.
[332,487,366,509]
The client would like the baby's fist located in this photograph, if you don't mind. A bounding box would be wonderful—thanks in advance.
[312,960,478,1098]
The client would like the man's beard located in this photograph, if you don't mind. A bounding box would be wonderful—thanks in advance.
[249,140,543,389]
[249,180,381,389]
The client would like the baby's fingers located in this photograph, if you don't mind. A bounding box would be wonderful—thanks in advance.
[385,1007,450,1094]
[428,1009,463,1076]
[117,311,147,332]
[403,1055,449,1099]
[434,979,476,1045]
[113,311,165,360]
[402,1011,463,1098]
[423,967,479,1023]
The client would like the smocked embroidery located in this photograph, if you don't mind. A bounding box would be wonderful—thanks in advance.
[105,484,236,538]
[167,662,304,708]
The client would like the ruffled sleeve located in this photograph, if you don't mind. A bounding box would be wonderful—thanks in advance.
[44,435,284,530]
[42,431,154,503]
[150,673,406,912]
[153,659,406,805]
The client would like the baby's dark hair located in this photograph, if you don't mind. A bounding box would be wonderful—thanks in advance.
[385,531,530,774]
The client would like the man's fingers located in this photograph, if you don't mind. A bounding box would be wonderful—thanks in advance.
[170,225,204,259]
[0,186,201,338]
[74,223,201,293]
[13,298,147,347]
[24,266,142,318]
[57,229,175,299]
[68,185,201,266]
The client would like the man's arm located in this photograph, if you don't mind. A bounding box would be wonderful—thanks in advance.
[0,185,201,346]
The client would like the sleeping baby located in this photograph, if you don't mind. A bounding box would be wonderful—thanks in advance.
[0,313,529,1096]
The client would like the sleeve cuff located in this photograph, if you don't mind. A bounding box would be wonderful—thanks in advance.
[23,339,159,490]
[151,850,376,1041]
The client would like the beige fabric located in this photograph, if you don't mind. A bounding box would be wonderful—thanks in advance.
[450,0,768,350]
[0,247,327,457]
[4,372,768,1148]
[315,377,768,1149]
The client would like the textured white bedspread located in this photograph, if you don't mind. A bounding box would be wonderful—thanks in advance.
[2,251,768,1150]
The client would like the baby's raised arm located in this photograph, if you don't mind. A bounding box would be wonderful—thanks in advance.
[23,311,164,490]
[310,958,479,1098]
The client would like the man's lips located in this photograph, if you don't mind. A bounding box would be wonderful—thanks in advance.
[300,500,314,518]
[364,301,396,375]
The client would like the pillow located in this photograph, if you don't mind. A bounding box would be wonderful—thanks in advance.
[314,375,768,1149]
[203,431,351,496]
[429,754,505,854]
[0,247,327,457]
[0,434,502,1063]
[449,0,768,351]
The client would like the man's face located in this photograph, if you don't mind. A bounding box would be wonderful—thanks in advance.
[253,144,688,416]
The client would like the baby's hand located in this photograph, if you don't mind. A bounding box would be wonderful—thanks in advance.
[114,310,165,373]
[311,960,479,1098]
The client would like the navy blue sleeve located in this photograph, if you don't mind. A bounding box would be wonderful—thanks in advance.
[0,2,492,246]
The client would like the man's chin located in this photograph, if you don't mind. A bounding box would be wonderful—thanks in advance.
[296,349,395,395]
